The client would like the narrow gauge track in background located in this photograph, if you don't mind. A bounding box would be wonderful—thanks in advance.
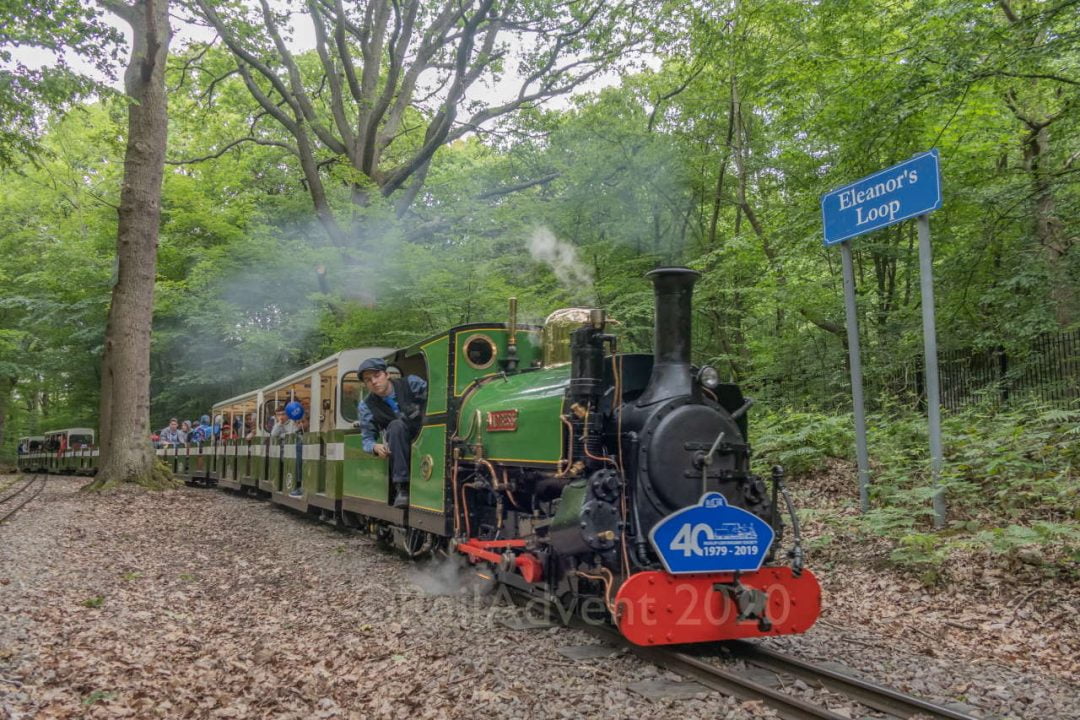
[0,474,46,524]
[506,587,977,720]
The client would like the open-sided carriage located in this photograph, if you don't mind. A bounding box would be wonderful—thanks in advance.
[30,428,98,475]
[15,436,44,473]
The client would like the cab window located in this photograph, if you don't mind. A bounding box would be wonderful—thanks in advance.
[340,371,362,423]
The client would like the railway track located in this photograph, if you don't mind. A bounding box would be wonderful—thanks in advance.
[506,586,977,720]
[727,640,978,720]
[622,635,979,720]
[0,474,46,524]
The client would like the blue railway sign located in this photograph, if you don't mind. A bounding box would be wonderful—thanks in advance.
[821,148,947,528]
[821,149,942,246]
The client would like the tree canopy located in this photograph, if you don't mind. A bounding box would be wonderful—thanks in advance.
[1,0,1077,452]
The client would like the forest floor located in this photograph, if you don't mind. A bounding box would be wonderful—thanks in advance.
[786,462,1079,685]
[0,475,1077,719]
[775,465,1079,718]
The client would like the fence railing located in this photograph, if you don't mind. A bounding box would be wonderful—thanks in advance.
[922,329,1079,410]
[748,329,1079,412]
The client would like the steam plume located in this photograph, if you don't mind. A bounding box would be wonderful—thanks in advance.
[527,227,593,291]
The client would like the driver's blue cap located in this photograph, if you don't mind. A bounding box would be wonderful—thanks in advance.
[358,357,388,378]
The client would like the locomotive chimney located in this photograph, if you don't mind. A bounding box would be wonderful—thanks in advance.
[637,267,700,406]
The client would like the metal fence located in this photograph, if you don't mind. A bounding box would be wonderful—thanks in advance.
[749,329,1080,412]
[932,329,1079,410]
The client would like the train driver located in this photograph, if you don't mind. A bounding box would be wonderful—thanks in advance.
[357,357,427,508]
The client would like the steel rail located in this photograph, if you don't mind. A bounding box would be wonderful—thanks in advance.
[504,584,976,720]
[0,475,40,507]
[728,640,978,720]
[0,476,45,524]
[503,585,847,720]
[594,626,850,720]
[0,476,22,495]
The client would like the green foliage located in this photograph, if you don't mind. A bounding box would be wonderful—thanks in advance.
[756,401,1079,577]
[0,1,123,166]
[82,595,104,608]
[971,523,1080,556]
[752,410,854,474]
[889,533,949,584]
[83,690,115,706]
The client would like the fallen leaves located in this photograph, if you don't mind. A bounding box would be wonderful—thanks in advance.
[0,478,755,719]
[3,475,1075,720]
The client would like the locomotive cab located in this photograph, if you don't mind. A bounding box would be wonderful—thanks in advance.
[337,324,545,537]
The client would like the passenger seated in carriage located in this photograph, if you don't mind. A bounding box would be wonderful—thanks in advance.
[159,418,182,447]
[269,408,296,442]
[357,357,427,509]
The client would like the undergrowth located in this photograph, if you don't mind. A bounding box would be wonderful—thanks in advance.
[753,400,1079,581]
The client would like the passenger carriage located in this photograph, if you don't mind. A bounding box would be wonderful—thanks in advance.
[207,390,260,490]
[42,428,96,475]
[15,436,44,473]
[229,347,393,515]
[204,388,259,490]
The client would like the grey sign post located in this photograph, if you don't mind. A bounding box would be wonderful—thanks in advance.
[917,216,946,527]
[821,150,945,526]
[838,241,871,513]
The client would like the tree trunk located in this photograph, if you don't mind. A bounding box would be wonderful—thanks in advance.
[89,0,175,490]
[1022,123,1074,325]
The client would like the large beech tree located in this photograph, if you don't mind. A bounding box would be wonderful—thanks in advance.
[89,0,174,489]
[188,0,649,243]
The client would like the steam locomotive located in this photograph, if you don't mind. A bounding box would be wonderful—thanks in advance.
[19,267,820,645]
[447,268,820,644]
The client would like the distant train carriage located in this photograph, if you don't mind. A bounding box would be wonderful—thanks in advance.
[16,436,44,473]
[42,428,96,475]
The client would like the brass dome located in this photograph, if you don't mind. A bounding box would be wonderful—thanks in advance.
[541,308,594,367]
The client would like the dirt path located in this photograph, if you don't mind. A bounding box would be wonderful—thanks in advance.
[0,478,749,720]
